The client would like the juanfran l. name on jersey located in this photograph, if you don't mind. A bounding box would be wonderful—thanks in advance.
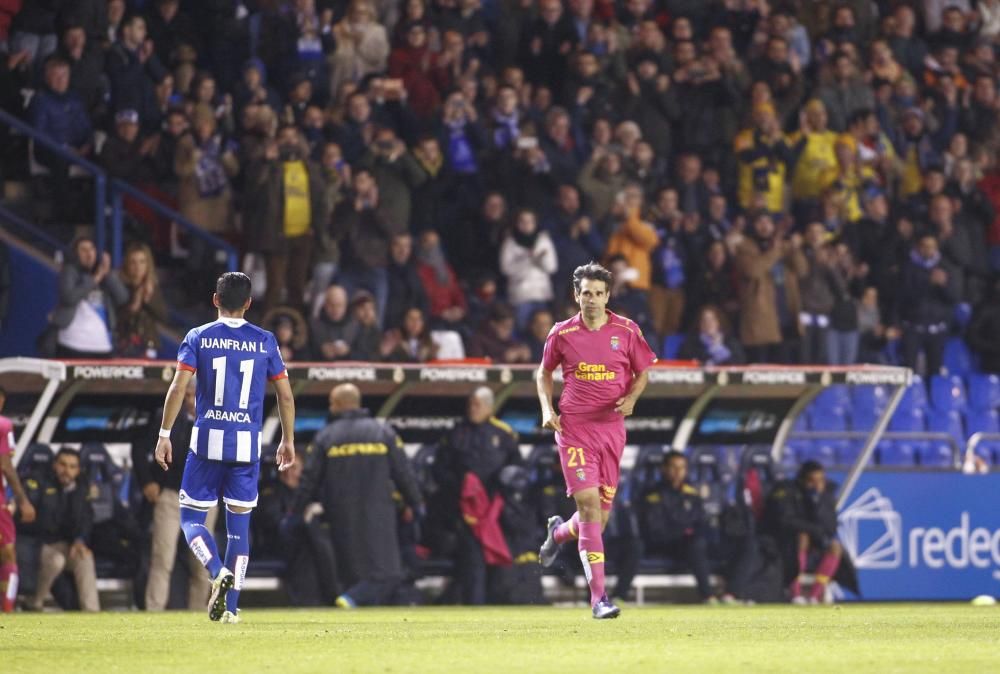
[198,337,267,352]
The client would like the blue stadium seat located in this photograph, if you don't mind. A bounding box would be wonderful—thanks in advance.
[943,336,974,377]
[889,407,926,433]
[17,443,53,481]
[837,441,865,465]
[877,441,917,466]
[809,405,849,432]
[965,409,1000,438]
[851,384,889,414]
[662,334,685,360]
[930,375,967,412]
[927,409,965,445]
[850,404,879,431]
[919,444,956,468]
[968,374,1000,411]
[814,385,850,410]
[792,413,809,433]
[798,443,837,467]
[899,378,928,413]
[785,440,809,462]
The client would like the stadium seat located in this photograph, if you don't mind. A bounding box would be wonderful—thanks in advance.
[808,405,849,432]
[791,413,809,433]
[837,441,865,466]
[814,385,850,410]
[850,404,879,431]
[930,375,967,412]
[662,334,685,360]
[897,381,927,414]
[968,374,1000,411]
[631,444,666,492]
[943,335,974,376]
[927,409,965,445]
[965,409,1000,438]
[797,443,837,467]
[17,443,53,481]
[889,407,926,433]
[79,442,125,525]
[851,384,889,414]
[877,442,917,466]
[918,444,956,468]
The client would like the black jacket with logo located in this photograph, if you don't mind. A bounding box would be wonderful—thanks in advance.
[21,472,94,546]
[295,408,422,585]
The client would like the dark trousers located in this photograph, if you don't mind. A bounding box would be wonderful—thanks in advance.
[745,339,799,365]
[648,535,713,600]
[800,324,829,365]
[901,327,947,377]
[265,234,313,310]
[455,525,488,605]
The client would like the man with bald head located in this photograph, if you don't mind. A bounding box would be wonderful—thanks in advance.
[294,383,423,607]
[309,285,355,361]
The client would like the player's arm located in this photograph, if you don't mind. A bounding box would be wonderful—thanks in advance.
[0,454,35,522]
[614,369,649,417]
[272,376,296,472]
[154,368,194,470]
[536,365,561,432]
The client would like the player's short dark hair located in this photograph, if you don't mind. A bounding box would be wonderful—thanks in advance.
[664,450,687,464]
[797,460,824,482]
[216,272,252,311]
[572,262,613,294]
[55,447,80,463]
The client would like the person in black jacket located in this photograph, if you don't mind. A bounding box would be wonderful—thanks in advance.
[256,453,337,606]
[23,449,99,611]
[895,235,960,378]
[294,383,423,607]
[430,386,521,605]
[761,461,851,604]
[637,451,714,602]
[134,379,217,611]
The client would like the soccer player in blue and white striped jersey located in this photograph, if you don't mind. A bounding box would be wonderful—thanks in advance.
[155,272,295,623]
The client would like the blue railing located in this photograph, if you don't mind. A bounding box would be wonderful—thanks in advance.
[0,107,106,249]
[108,179,238,271]
[0,108,238,273]
[0,202,64,251]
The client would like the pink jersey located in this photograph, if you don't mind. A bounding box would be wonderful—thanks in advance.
[542,311,657,422]
[0,416,11,506]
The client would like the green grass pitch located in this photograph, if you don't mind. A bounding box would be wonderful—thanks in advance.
[3,605,999,673]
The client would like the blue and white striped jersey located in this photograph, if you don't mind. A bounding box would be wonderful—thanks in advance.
[177,317,287,463]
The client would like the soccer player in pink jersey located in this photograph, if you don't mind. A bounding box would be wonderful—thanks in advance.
[0,387,37,612]
[536,263,657,619]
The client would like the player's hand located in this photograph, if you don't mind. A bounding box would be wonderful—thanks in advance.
[69,541,92,560]
[541,413,562,433]
[277,440,296,472]
[17,499,36,524]
[155,437,172,471]
[142,482,161,503]
[615,396,636,416]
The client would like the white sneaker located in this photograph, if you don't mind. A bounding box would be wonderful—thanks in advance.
[791,596,808,606]
[221,610,241,624]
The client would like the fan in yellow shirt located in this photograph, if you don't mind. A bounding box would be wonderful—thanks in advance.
[788,99,839,202]
[735,103,792,214]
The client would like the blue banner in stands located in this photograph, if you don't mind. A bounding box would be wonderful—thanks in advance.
[835,471,1000,601]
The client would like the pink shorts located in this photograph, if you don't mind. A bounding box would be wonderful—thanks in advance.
[0,506,14,547]
[555,414,626,511]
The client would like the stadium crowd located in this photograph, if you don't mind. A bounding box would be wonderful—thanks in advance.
[3,0,1000,609]
[1,0,998,373]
